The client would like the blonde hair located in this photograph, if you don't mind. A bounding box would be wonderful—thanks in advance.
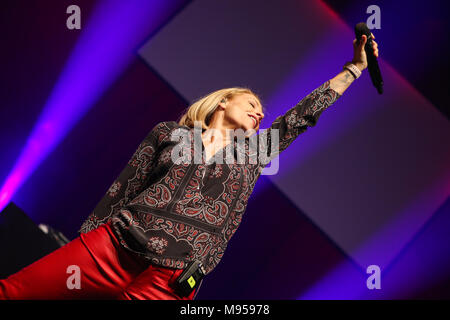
[179,87,262,129]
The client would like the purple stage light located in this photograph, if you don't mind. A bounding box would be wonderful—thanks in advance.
[294,0,450,299]
[0,0,185,213]
[136,0,450,299]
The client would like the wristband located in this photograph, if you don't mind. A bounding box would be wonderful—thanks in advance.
[343,62,362,79]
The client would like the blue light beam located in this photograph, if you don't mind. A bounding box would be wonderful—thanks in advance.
[0,0,182,212]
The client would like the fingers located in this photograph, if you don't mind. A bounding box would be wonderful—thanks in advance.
[353,34,378,58]
[370,32,379,57]
[359,34,367,47]
[372,40,379,58]
[353,34,368,47]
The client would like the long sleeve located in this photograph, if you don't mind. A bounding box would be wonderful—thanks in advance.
[258,80,341,166]
[79,122,173,233]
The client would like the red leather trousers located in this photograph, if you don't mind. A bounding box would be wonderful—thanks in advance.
[0,222,196,300]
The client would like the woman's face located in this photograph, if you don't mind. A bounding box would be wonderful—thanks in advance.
[222,93,264,132]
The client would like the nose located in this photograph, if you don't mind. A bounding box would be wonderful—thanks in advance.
[255,111,264,122]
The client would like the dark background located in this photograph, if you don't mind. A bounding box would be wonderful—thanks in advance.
[0,0,448,299]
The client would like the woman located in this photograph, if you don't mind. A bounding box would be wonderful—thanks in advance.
[0,34,379,300]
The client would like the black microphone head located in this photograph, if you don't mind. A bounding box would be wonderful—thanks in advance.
[355,22,371,40]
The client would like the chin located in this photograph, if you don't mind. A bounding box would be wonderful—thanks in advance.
[244,126,258,134]
[240,124,254,132]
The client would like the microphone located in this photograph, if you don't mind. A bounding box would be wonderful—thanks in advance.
[355,22,383,94]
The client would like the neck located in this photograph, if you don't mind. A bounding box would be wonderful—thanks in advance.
[203,114,234,145]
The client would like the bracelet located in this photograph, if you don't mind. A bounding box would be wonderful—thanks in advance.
[343,62,362,79]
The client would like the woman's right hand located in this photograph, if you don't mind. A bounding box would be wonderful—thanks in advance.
[352,32,379,72]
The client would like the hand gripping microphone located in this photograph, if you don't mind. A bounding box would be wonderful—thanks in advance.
[355,22,383,94]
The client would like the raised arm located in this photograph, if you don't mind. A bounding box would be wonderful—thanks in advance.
[329,33,379,95]
[258,33,379,165]
[258,79,341,166]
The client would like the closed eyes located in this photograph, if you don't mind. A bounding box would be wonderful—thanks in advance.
[248,99,263,118]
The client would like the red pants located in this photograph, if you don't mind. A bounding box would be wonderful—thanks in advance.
[0,222,196,300]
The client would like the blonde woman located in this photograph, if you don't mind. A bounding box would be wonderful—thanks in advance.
[0,34,378,300]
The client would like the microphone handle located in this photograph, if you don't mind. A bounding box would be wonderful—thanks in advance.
[355,22,383,94]
[365,38,383,94]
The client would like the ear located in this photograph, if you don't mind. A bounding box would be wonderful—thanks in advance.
[217,98,227,111]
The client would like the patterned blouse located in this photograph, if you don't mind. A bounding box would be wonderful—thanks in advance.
[79,80,341,275]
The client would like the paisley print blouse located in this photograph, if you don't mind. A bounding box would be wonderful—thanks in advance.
[79,80,340,275]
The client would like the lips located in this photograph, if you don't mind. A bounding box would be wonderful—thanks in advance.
[248,114,258,129]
